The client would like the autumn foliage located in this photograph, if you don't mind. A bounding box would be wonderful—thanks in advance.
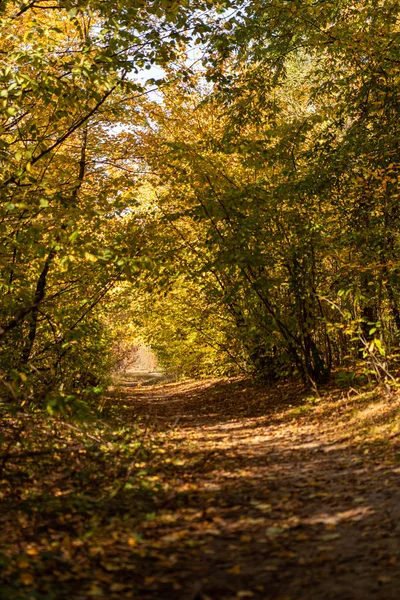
[1,2,400,596]
[0,1,398,389]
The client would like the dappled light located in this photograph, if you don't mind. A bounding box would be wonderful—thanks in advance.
[3,377,400,598]
[1,0,400,598]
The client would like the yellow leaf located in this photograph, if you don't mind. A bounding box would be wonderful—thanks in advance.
[110,583,128,592]
[84,252,98,262]
[228,565,241,575]
[20,572,34,585]
[127,537,138,547]
[255,503,272,512]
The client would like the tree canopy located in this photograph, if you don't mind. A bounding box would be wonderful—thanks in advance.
[1,0,400,406]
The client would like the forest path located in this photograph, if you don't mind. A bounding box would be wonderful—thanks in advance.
[112,376,400,600]
[3,377,400,600]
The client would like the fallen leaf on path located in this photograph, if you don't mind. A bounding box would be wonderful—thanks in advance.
[228,565,241,575]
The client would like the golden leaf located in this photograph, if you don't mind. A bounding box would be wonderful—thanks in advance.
[227,564,241,575]
[20,572,34,586]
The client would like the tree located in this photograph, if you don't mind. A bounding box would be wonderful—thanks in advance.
[2,0,399,398]
[120,0,400,384]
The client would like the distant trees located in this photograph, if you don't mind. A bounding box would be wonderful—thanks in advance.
[0,0,226,404]
[126,1,400,384]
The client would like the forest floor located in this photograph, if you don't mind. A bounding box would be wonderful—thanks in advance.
[2,375,400,599]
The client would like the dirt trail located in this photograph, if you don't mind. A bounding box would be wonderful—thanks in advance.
[2,377,400,599]
[117,376,400,600]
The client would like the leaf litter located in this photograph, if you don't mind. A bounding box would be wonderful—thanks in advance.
[2,376,400,599]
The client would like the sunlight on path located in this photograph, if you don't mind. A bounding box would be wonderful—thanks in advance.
[115,377,400,600]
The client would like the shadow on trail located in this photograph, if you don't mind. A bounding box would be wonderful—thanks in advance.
[2,378,400,600]
[105,377,400,600]
[112,377,310,428]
